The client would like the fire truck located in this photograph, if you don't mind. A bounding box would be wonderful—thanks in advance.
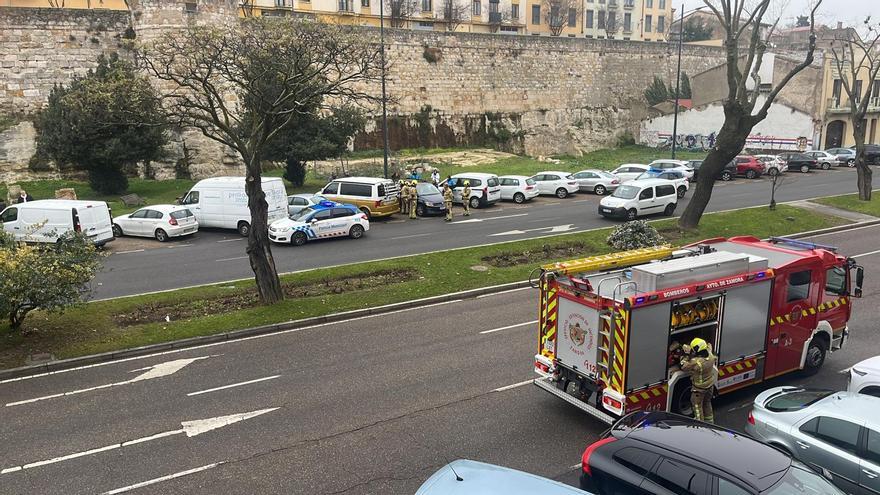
[532,236,865,424]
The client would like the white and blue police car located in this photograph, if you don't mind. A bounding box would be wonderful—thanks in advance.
[268,201,369,246]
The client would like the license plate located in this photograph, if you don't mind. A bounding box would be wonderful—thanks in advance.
[602,208,612,213]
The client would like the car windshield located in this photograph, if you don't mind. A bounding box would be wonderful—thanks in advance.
[526,178,537,186]
[612,185,640,199]
[765,389,833,412]
[637,171,663,180]
[310,195,326,204]
[416,183,440,195]
[290,206,317,222]
[766,464,846,495]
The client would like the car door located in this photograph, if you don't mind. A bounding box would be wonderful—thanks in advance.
[640,457,711,495]
[530,175,546,194]
[860,427,880,495]
[310,209,334,238]
[544,174,560,193]
[606,447,660,495]
[180,191,201,224]
[126,209,151,236]
[499,178,516,199]
[575,172,598,190]
[792,416,863,495]
[766,267,819,377]
[330,207,354,236]
[637,186,657,215]
[145,209,164,236]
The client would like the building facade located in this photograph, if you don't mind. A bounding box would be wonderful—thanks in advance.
[819,51,880,148]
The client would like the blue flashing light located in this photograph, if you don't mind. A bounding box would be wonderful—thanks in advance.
[318,200,337,208]
[635,296,646,304]
[756,272,766,279]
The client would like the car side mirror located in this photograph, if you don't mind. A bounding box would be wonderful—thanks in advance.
[311,218,318,224]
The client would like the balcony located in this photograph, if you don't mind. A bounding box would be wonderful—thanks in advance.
[489,12,502,23]
[623,0,634,8]
[827,97,880,114]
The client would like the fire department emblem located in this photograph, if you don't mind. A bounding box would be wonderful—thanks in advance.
[569,323,586,346]
[563,312,594,356]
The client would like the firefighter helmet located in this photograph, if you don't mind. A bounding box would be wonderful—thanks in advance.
[690,337,709,354]
[464,180,470,186]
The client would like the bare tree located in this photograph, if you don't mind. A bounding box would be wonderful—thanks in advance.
[828,19,880,201]
[240,0,255,17]
[142,19,383,304]
[599,3,623,39]
[677,0,823,229]
[386,0,417,28]
[440,0,469,31]
[542,0,581,37]
[488,4,512,33]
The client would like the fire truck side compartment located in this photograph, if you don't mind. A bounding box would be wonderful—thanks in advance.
[631,251,751,292]
[717,280,773,363]
[625,303,672,391]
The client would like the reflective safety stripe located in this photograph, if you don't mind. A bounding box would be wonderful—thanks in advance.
[769,297,849,326]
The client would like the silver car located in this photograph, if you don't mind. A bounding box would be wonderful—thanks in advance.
[287,194,326,216]
[746,387,880,495]
[572,169,621,195]
[805,151,841,170]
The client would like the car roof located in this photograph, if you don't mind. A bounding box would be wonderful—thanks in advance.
[574,169,610,174]
[135,204,188,213]
[10,199,108,209]
[536,171,573,176]
[853,356,880,375]
[307,201,353,211]
[626,178,676,187]
[620,413,791,491]
[809,391,880,423]
[196,176,281,185]
[649,159,688,165]
[415,460,590,495]
[498,175,532,180]
[330,176,393,184]
[452,173,498,179]
[616,163,649,169]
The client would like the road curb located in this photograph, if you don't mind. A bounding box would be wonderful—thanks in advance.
[4,218,878,381]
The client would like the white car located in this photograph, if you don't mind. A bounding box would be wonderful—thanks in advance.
[754,155,788,176]
[268,201,368,246]
[572,169,621,195]
[598,179,678,221]
[498,175,540,203]
[609,163,651,183]
[449,173,503,209]
[804,150,841,170]
[530,171,580,198]
[634,169,689,198]
[112,204,198,242]
[287,194,326,216]
[848,356,880,398]
[648,159,695,180]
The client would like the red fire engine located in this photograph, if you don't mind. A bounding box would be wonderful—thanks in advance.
[532,236,864,423]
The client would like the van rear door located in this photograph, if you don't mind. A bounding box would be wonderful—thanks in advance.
[76,204,114,245]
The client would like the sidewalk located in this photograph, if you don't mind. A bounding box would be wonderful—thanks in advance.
[789,200,879,223]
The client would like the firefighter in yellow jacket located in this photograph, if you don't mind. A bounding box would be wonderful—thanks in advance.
[399,181,409,215]
[408,180,418,219]
[443,184,454,222]
[680,337,717,423]
[461,180,472,216]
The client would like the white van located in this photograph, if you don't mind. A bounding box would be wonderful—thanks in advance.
[180,177,288,236]
[449,173,502,209]
[598,179,678,221]
[0,200,114,246]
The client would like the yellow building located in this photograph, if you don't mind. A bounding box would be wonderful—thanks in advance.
[819,50,880,148]
[639,0,670,42]
[581,0,641,40]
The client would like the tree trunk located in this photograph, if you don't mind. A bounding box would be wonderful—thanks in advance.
[244,154,284,304]
[853,121,874,201]
[677,107,750,229]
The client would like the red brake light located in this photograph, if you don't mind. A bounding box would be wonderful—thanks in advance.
[525,185,534,190]
[534,359,550,373]
[612,180,619,184]
[169,216,178,226]
[747,410,755,425]
[483,187,488,195]
[582,437,616,475]
[602,395,623,411]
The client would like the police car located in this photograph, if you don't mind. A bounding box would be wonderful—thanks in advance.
[268,201,369,246]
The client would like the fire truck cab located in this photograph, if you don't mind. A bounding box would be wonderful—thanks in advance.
[533,236,864,424]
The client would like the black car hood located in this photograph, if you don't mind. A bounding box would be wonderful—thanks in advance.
[419,192,444,202]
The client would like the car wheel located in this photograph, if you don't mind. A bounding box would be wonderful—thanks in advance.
[848,159,856,167]
[664,203,676,216]
[291,231,307,246]
[594,185,607,196]
[469,196,481,209]
[237,221,251,237]
[155,229,169,243]
[112,224,123,238]
[513,192,526,204]
[821,161,831,170]
[768,167,779,176]
[677,186,687,198]
[555,188,568,199]
[720,171,733,181]
[359,207,372,220]
[745,170,758,179]
[416,204,426,217]
[349,224,365,239]
[802,339,827,376]
[800,164,810,173]
[671,382,694,417]
[626,209,638,221]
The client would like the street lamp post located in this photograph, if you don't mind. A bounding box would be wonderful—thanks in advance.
[379,0,390,179]
[671,3,684,160]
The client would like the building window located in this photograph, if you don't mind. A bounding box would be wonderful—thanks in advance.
[473,0,481,16]
[585,9,593,28]
[184,2,197,13]
[421,0,431,11]
[531,4,540,24]
[608,10,615,30]
[645,14,652,32]
[645,0,652,6]
[624,0,633,7]
[597,9,605,29]
[275,0,285,7]
[511,3,519,18]
[657,15,664,32]
[338,0,352,10]
[624,12,631,31]
[568,7,577,26]
[500,25,518,31]
[658,0,664,8]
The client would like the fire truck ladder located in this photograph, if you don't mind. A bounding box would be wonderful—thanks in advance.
[541,245,677,277]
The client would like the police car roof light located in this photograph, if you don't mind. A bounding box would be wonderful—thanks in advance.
[318,201,337,208]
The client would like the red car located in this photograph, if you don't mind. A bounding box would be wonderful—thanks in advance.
[733,155,764,179]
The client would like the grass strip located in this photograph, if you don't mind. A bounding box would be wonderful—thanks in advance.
[815,193,880,218]
[0,204,846,369]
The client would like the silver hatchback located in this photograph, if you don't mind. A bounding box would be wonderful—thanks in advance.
[746,387,880,495]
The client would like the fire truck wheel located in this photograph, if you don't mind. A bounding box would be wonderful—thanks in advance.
[802,339,828,375]
[671,382,694,417]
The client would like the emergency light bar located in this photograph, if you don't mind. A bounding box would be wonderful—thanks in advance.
[768,237,838,253]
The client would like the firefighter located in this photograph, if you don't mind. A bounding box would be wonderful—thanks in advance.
[680,337,717,423]
[461,180,471,216]
[443,184,454,222]
[399,181,409,215]
[409,180,418,219]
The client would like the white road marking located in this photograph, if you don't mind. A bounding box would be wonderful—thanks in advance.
[166,244,193,249]
[5,357,213,407]
[569,463,582,470]
[453,213,529,224]
[476,286,531,298]
[572,199,593,203]
[389,233,433,240]
[480,320,538,335]
[115,249,145,255]
[0,408,277,475]
[187,375,280,397]
[217,238,246,243]
[854,248,880,258]
[216,256,249,262]
[493,379,533,392]
[490,224,575,236]
[101,463,223,495]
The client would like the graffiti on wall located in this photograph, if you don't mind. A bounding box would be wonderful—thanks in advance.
[641,130,811,152]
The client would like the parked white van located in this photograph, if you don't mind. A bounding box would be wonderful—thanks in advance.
[180,177,287,236]
[598,179,678,221]
[0,200,114,246]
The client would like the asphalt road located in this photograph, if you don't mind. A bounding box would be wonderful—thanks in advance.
[2,223,878,494]
[94,167,863,299]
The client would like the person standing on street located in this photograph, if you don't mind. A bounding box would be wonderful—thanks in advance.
[680,338,717,423]
[461,180,471,217]
[443,184,453,222]
[408,180,418,219]
[431,169,440,187]
[17,190,33,203]
[399,181,409,215]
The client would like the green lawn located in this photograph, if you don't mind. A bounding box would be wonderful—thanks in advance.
[0,204,846,369]
[815,194,880,218]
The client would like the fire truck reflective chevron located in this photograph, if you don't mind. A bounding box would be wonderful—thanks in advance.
[532,236,864,424]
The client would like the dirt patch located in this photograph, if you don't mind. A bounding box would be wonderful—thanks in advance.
[112,268,416,328]
[312,148,515,175]
[482,242,598,268]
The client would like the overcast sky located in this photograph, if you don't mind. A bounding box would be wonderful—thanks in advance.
[679,0,880,27]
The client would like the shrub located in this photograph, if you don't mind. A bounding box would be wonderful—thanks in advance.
[283,159,308,187]
[606,220,665,251]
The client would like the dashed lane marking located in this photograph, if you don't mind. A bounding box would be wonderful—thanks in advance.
[186,375,280,397]
[390,233,433,240]
[215,256,249,262]
[100,463,223,494]
[493,379,533,392]
[479,320,538,335]
[217,238,246,243]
